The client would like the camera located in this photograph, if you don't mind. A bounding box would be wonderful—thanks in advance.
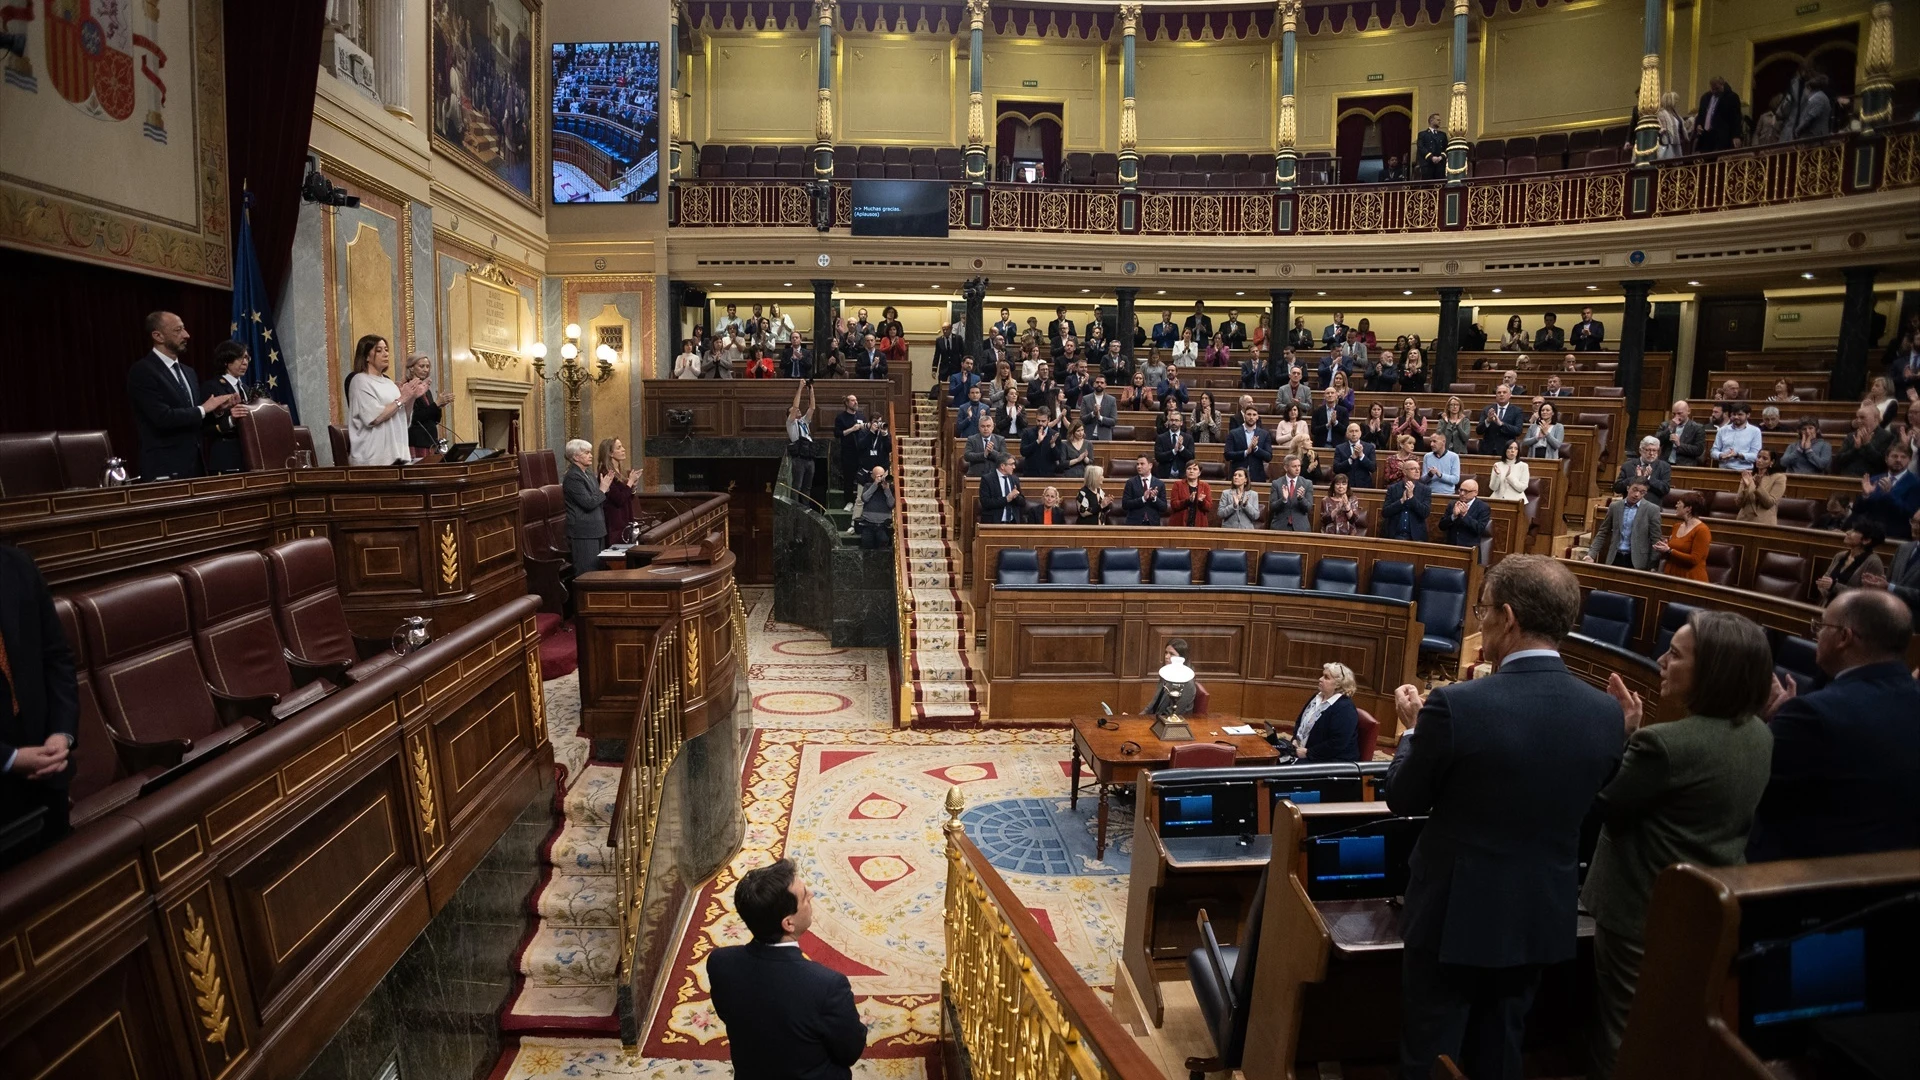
[300,158,360,208]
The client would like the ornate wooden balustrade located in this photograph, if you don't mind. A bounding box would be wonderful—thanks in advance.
[670,126,1917,237]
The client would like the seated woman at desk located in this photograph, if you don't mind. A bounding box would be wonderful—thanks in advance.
[1285,662,1361,762]
[1145,640,1197,716]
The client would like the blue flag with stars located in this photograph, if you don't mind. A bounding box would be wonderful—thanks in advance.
[231,195,299,422]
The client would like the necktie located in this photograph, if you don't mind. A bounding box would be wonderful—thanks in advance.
[173,361,195,405]
[0,628,17,716]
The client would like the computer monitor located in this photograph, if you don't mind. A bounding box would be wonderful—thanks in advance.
[1301,814,1425,902]
[1735,886,1920,1060]
[1156,782,1258,838]
[1269,775,1364,809]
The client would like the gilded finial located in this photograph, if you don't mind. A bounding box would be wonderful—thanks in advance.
[944,785,966,834]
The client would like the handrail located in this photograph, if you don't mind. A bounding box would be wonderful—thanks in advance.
[614,621,682,1046]
[942,787,1163,1080]
[890,399,912,728]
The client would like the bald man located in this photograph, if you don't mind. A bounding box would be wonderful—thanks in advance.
[127,311,237,480]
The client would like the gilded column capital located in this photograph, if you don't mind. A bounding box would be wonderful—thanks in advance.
[1863,2,1894,78]
[1119,3,1142,35]
[966,0,989,32]
[1447,80,1468,140]
[1636,52,1661,115]
[1277,94,1297,149]
[815,0,837,28]
[1278,0,1300,32]
[816,87,834,143]
[1453,0,1469,16]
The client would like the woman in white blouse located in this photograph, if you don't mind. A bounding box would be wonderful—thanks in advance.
[347,334,424,466]
[1171,328,1200,367]
[1489,439,1532,501]
[1520,400,1565,460]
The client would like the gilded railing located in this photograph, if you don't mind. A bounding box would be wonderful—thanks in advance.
[942,787,1163,1080]
[671,128,1914,236]
[614,625,681,1014]
[890,401,913,729]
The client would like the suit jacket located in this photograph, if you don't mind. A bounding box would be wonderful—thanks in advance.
[1296,695,1361,763]
[1122,474,1168,525]
[1025,503,1069,525]
[1655,418,1706,468]
[1382,482,1432,542]
[1079,393,1118,440]
[1224,424,1275,482]
[947,371,979,407]
[1387,654,1624,966]
[1333,440,1375,488]
[1581,713,1772,939]
[1267,476,1313,531]
[979,471,1024,523]
[1018,424,1060,476]
[1416,127,1448,167]
[0,545,79,782]
[1569,319,1606,351]
[563,465,608,539]
[1889,540,1920,627]
[1586,496,1662,569]
[1748,661,1920,862]
[1477,402,1524,461]
[963,433,1005,478]
[1613,458,1672,500]
[932,334,965,380]
[1047,318,1076,351]
[1439,496,1492,548]
[126,351,210,480]
[1694,87,1742,150]
[1310,404,1351,448]
[1273,382,1315,414]
[1154,429,1195,479]
[1533,326,1566,351]
[708,941,868,1080]
[1183,313,1213,346]
[1218,319,1247,349]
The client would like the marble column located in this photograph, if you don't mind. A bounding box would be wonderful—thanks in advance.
[1118,4,1141,189]
[1434,288,1462,393]
[1116,287,1138,367]
[1445,0,1469,184]
[1834,267,1879,403]
[812,0,837,229]
[668,0,684,179]
[1275,0,1299,191]
[1269,289,1293,363]
[1858,2,1895,130]
[965,0,989,184]
[372,0,408,118]
[1616,280,1653,440]
[812,279,835,363]
[1631,0,1663,167]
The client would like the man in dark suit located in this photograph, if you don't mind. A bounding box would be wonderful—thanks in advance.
[1382,477,1432,542]
[854,333,886,380]
[1122,455,1168,525]
[947,356,979,407]
[1416,113,1448,180]
[1613,437,1673,500]
[1439,479,1495,550]
[708,858,867,1080]
[1477,386,1524,462]
[1311,390,1351,448]
[1224,406,1276,483]
[1863,506,1920,627]
[835,396,871,508]
[1268,455,1313,531]
[0,543,79,866]
[1334,424,1375,488]
[1693,76,1742,152]
[979,455,1025,523]
[1019,410,1061,477]
[1080,376,1118,441]
[1387,555,1624,1080]
[1569,307,1605,351]
[1749,589,1920,862]
[1532,313,1565,352]
[1154,413,1195,479]
[963,415,1006,479]
[932,322,966,387]
[1047,306,1076,359]
[127,310,237,480]
[1184,301,1213,348]
[992,307,1018,346]
[1219,309,1247,350]
[1654,400,1706,468]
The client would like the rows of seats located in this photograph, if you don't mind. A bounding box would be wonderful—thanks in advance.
[695,143,967,180]
[555,112,653,171]
[517,450,571,615]
[1,413,317,497]
[56,537,398,828]
[1578,590,1820,690]
[1472,126,1631,176]
[995,546,1466,655]
[1060,151,1274,189]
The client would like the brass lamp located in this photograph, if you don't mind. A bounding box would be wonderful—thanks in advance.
[532,322,616,440]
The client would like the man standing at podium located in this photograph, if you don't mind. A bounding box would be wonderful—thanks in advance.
[1386,556,1623,1080]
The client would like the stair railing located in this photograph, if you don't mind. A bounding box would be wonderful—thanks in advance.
[890,400,913,728]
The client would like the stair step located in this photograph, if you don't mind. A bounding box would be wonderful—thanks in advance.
[549,823,613,873]
[561,765,621,826]
[535,873,619,926]
[517,926,620,985]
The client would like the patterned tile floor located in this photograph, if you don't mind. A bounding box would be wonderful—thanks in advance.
[493,590,1127,1080]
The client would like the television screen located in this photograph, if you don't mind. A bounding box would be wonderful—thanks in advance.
[550,42,661,204]
[850,179,950,238]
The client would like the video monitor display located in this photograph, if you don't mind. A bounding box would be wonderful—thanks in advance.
[550,42,661,204]
[1156,782,1258,838]
[1736,887,1920,1060]
[850,179,951,237]
[1302,815,1425,902]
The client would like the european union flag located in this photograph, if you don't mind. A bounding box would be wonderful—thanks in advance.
[231,193,299,422]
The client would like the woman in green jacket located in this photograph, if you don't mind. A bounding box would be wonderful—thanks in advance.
[1584,611,1777,1078]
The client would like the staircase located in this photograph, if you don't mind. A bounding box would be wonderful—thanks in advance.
[896,398,988,725]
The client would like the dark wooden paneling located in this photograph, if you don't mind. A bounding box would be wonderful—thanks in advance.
[1,932,194,1080]
[573,553,741,741]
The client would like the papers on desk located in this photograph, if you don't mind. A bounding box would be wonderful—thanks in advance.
[1220,724,1257,735]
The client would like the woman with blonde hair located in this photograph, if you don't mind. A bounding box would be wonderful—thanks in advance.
[1656,90,1687,160]
[1285,662,1361,762]
[1077,464,1113,524]
[1435,395,1471,455]
[596,437,641,542]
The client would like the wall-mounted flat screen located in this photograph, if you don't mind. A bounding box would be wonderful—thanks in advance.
[550,42,661,204]
[850,179,950,238]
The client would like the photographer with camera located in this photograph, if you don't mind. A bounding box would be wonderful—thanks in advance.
[854,466,895,549]
[787,381,817,496]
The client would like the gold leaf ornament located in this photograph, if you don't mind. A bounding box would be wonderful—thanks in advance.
[182,904,232,1046]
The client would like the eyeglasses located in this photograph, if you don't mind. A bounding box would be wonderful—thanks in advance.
[1472,603,1491,620]
[1810,617,1853,637]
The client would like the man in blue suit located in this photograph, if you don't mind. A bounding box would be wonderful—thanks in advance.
[1382,477,1431,542]
[1224,405,1276,483]
[1439,479,1495,549]
[707,858,868,1080]
[1387,555,1624,1080]
[947,356,979,406]
[1122,454,1169,525]
[1748,589,1920,861]
[1333,423,1375,488]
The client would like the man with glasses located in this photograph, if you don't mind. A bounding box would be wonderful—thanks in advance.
[1387,556,1624,1080]
[1747,589,1920,862]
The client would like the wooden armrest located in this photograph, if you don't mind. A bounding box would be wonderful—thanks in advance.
[211,688,281,726]
[351,634,390,661]
[285,648,352,687]
[105,728,190,773]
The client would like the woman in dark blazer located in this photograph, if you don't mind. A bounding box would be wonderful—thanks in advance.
[561,438,611,573]
[404,352,450,455]
[1289,662,1361,762]
[1582,611,1775,1079]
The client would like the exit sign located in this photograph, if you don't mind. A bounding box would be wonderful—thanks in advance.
[1022,79,1038,87]
[1795,2,1820,14]
[1777,311,1802,323]
[1367,73,1385,81]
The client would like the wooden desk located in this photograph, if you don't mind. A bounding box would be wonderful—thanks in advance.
[1069,714,1279,857]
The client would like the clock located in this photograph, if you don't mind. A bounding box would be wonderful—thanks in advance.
[817,254,831,267]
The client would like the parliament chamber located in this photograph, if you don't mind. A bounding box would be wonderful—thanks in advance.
[3,1,1920,1079]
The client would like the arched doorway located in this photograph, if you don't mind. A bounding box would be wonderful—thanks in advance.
[1750,24,1858,121]
[995,103,1063,183]
[1334,93,1413,184]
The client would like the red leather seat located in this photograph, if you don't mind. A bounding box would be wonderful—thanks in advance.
[519,487,569,614]
[1707,490,1740,518]
[264,538,401,683]
[1705,542,1738,586]
[328,424,350,466]
[1193,682,1210,716]
[73,575,252,763]
[1355,708,1381,761]
[178,551,334,719]
[1168,741,1235,769]
[53,431,114,489]
[236,402,298,472]
[0,433,63,498]
[1752,551,1810,601]
[1776,497,1820,528]
[291,425,316,465]
[50,597,146,826]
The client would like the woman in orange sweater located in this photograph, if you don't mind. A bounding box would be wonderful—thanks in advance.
[1656,490,1712,581]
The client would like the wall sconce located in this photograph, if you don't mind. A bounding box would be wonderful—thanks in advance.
[532,323,617,440]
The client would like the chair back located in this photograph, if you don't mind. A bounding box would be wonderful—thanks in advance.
[1578,590,1640,649]
[1354,708,1380,761]
[0,433,63,498]
[1150,548,1193,586]
[237,402,297,471]
[1771,632,1821,694]
[1654,600,1702,656]
[1168,741,1236,769]
[53,431,114,489]
[1704,542,1737,585]
[264,537,357,666]
[291,425,316,464]
[1099,548,1141,585]
[1257,551,1303,590]
[1415,566,1470,653]
[1045,548,1090,585]
[178,551,294,700]
[327,424,350,465]
[1206,550,1250,586]
[1367,560,1415,602]
[1752,551,1810,601]
[74,575,221,747]
[996,549,1041,586]
[51,596,127,810]
[1192,682,1210,716]
[1313,557,1359,593]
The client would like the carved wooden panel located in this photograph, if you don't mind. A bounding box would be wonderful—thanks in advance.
[338,527,425,595]
[225,764,415,1011]
[434,671,524,823]
[161,882,250,1079]
[0,932,191,1080]
[738,400,795,437]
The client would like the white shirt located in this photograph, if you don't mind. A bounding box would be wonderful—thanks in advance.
[155,349,206,415]
[347,372,411,466]
[1498,648,1562,668]
[1296,692,1342,748]
[1171,340,1200,366]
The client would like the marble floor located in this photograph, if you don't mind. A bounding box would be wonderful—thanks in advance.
[492,590,1199,1080]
